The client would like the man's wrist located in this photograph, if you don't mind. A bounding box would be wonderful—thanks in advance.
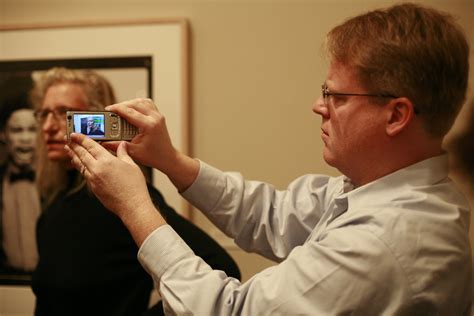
[121,200,167,246]
[165,152,200,192]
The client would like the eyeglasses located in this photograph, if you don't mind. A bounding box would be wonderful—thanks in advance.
[34,107,71,124]
[321,83,398,106]
[322,84,420,115]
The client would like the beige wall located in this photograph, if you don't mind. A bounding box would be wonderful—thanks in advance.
[1,0,473,311]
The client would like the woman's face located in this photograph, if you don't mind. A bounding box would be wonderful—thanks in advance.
[5,109,37,167]
[40,83,88,162]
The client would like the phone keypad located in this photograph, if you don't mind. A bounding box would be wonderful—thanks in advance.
[122,121,138,140]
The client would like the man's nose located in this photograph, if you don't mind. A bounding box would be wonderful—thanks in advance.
[42,113,58,131]
[312,96,329,118]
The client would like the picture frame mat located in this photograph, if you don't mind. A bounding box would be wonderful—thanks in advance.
[0,19,191,217]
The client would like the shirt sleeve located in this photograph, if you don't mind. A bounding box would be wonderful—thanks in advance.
[148,185,241,280]
[138,223,404,315]
[181,161,334,261]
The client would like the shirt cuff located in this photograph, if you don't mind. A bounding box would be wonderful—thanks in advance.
[138,224,194,279]
[181,160,226,213]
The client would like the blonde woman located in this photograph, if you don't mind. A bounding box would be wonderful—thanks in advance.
[31,67,240,316]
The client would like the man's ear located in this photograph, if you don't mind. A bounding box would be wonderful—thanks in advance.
[0,131,6,144]
[385,97,416,136]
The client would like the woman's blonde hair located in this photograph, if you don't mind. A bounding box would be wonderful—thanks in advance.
[32,67,116,207]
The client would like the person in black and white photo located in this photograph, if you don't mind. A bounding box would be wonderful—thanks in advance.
[0,75,40,278]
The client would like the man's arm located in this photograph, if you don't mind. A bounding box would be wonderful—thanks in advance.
[138,223,399,315]
[148,185,241,280]
[181,160,330,261]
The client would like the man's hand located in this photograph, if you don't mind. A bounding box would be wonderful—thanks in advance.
[65,133,165,246]
[101,98,176,172]
[103,98,200,192]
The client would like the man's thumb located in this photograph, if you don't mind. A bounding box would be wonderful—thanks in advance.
[116,141,134,164]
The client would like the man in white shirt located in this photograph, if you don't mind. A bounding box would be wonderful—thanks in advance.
[66,2,471,315]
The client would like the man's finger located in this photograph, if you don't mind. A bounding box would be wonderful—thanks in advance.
[69,153,91,178]
[105,99,159,128]
[67,140,97,172]
[70,133,111,160]
[107,104,147,130]
[106,98,156,115]
[116,141,135,165]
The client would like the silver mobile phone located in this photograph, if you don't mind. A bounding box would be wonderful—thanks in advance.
[66,111,138,141]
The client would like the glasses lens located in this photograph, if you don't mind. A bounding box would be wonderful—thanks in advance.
[35,108,70,123]
[55,108,68,119]
[34,110,47,122]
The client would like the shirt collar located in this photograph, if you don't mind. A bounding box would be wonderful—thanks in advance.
[344,154,450,208]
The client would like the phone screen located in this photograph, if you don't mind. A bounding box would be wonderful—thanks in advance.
[73,113,106,139]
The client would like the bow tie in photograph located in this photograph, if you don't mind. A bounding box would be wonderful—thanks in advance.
[9,170,36,183]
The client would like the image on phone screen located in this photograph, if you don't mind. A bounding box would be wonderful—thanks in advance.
[73,113,106,139]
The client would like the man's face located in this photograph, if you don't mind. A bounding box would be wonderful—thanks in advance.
[312,61,386,180]
[5,109,37,167]
[87,117,94,128]
[41,83,88,162]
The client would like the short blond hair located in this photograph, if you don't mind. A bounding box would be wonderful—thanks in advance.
[326,3,469,137]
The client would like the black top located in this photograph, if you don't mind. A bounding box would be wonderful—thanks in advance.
[32,179,240,316]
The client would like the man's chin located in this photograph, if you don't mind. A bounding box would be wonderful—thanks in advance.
[322,150,337,168]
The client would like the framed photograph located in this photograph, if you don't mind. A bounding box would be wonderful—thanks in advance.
[0,19,190,286]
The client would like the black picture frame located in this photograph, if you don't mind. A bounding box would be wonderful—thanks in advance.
[0,56,153,285]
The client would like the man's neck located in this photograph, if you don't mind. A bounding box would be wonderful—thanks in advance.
[349,139,444,187]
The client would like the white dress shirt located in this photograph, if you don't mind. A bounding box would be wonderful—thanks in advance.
[138,154,471,315]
